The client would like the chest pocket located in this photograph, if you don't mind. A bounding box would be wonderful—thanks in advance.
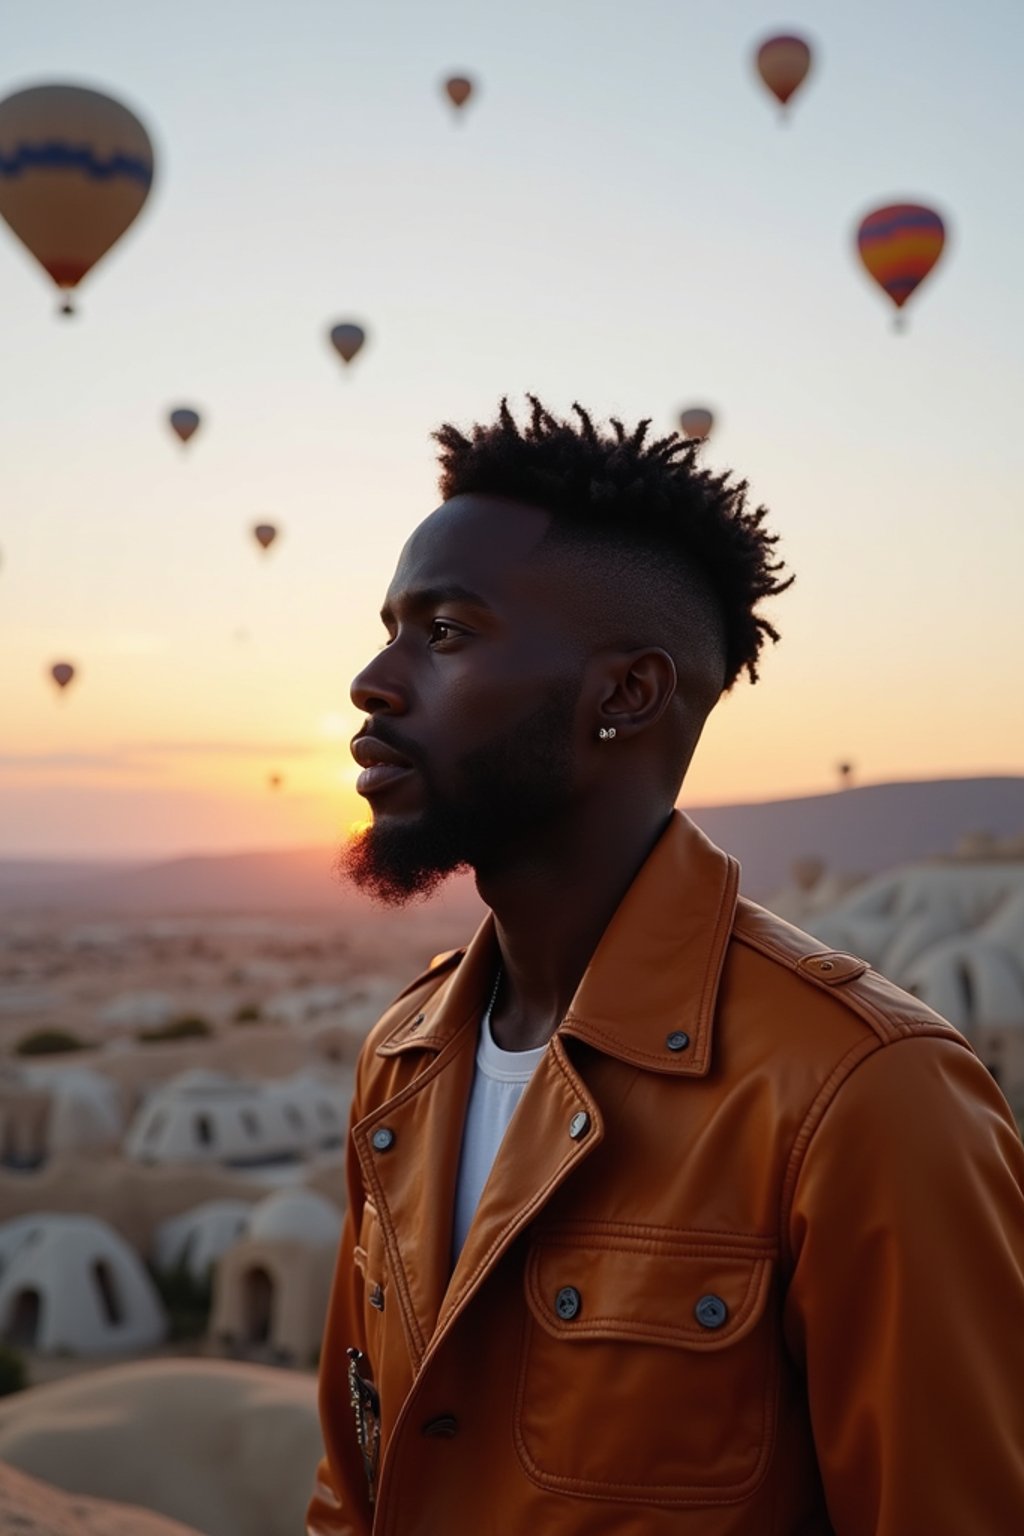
[514,1227,778,1507]
[353,1200,388,1367]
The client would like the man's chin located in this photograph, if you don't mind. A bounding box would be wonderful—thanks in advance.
[335,820,465,908]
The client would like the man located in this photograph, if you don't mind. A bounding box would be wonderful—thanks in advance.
[308,398,1024,1535]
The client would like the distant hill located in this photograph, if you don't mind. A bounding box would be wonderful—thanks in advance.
[683,775,1024,895]
[1,776,1021,915]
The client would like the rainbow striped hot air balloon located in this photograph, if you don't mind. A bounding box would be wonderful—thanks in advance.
[856,203,946,327]
[0,84,155,315]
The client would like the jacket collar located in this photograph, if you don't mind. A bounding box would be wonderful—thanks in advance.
[377,810,739,1078]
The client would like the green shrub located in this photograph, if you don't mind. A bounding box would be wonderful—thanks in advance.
[233,1002,263,1024]
[149,1260,213,1340]
[14,1028,86,1057]
[137,1015,212,1044]
[0,1344,26,1396]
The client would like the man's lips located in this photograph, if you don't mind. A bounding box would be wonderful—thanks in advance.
[351,734,418,797]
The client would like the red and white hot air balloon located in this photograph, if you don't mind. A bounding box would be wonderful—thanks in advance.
[443,76,475,113]
[754,34,813,117]
[49,661,76,691]
[678,406,715,441]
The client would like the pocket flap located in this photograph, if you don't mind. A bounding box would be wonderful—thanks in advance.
[525,1227,774,1352]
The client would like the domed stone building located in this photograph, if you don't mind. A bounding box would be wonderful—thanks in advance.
[124,1073,306,1169]
[0,1213,166,1355]
[0,1065,122,1170]
[209,1189,342,1365]
[810,858,1024,1107]
[153,1199,254,1282]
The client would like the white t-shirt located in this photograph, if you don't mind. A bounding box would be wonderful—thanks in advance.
[450,1003,547,1266]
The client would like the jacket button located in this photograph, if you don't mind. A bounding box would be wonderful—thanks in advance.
[422,1414,458,1438]
[666,1030,690,1052]
[695,1293,728,1329]
[568,1111,589,1139]
[371,1127,395,1151]
[555,1286,581,1320]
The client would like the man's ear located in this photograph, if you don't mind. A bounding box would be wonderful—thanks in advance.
[595,647,678,739]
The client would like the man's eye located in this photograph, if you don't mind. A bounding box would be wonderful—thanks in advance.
[429,620,459,645]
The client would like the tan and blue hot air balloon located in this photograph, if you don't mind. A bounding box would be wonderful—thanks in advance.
[0,83,155,315]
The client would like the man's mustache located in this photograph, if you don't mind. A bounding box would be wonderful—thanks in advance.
[355,721,428,776]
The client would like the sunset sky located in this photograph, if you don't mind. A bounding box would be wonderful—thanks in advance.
[2,0,1022,859]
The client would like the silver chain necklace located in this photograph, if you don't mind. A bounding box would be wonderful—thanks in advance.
[483,965,503,1026]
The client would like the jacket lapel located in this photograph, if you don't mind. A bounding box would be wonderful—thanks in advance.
[351,918,496,1370]
[435,1033,604,1339]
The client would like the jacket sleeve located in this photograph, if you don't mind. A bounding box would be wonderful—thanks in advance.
[306,1064,374,1536]
[785,1034,1024,1534]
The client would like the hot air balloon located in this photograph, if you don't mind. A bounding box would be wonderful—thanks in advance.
[444,76,474,112]
[678,406,714,441]
[328,322,366,366]
[268,773,283,791]
[253,523,277,552]
[50,661,75,691]
[0,83,155,315]
[856,203,946,326]
[755,35,813,114]
[168,407,200,445]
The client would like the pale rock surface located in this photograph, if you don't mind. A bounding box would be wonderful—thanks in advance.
[0,1359,323,1536]
[0,1460,201,1536]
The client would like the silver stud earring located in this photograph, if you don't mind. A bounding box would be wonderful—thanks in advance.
[598,727,617,741]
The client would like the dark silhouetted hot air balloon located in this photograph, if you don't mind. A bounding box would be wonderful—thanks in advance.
[268,773,283,791]
[50,661,75,691]
[856,203,946,326]
[253,523,277,552]
[678,406,714,441]
[837,761,854,788]
[444,76,474,112]
[169,407,200,445]
[0,83,155,315]
[755,35,813,114]
[328,322,366,366]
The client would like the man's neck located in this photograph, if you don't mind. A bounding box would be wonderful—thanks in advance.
[476,800,674,1053]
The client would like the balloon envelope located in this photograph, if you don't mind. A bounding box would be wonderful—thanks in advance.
[444,76,474,109]
[169,407,200,444]
[678,407,714,440]
[50,661,75,690]
[755,35,813,107]
[0,83,154,305]
[328,322,366,365]
[253,523,277,551]
[856,203,946,311]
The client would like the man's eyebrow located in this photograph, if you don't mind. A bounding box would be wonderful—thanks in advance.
[379,585,493,623]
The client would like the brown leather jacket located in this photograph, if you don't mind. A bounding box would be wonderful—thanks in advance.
[308,813,1024,1534]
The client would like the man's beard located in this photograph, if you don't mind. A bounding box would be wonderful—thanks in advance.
[338,682,580,906]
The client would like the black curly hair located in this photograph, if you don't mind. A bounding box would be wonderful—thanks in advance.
[433,396,792,692]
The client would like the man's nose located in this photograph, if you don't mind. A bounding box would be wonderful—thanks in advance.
[350,649,407,716]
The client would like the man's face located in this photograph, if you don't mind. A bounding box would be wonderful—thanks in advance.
[342,495,588,904]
